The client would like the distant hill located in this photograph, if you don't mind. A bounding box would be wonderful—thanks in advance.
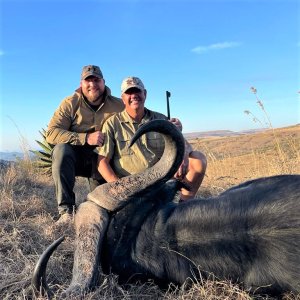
[183,128,267,139]
[0,151,36,162]
[189,124,300,160]
[0,152,25,161]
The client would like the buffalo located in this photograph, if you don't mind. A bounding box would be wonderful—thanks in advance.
[32,120,300,298]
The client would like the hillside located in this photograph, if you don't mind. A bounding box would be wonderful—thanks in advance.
[188,124,300,157]
[191,124,300,195]
[183,128,267,139]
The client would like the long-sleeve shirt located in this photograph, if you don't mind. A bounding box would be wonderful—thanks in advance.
[46,86,124,145]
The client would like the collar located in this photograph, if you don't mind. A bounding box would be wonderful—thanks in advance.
[119,108,153,124]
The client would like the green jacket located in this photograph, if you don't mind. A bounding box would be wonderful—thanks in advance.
[46,86,124,145]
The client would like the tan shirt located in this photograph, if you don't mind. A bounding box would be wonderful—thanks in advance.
[95,108,168,177]
[46,87,124,145]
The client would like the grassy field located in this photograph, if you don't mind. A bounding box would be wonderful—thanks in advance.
[0,124,299,300]
[193,124,300,197]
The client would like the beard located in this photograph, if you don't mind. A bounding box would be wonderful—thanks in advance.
[85,89,102,103]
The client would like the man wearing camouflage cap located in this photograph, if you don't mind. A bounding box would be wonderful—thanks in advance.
[96,76,207,201]
[46,65,124,223]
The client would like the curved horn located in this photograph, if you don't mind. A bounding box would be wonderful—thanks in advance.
[87,119,185,211]
[31,236,65,297]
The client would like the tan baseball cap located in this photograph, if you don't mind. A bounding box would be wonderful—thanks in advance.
[81,65,103,80]
[121,76,145,94]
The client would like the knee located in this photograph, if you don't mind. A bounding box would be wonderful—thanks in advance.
[52,143,75,167]
[188,151,207,174]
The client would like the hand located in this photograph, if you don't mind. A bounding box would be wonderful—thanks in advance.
[174,156,189,180]
[170,118,183,131]
[86,131,104,146]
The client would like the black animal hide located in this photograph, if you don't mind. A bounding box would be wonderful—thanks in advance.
[103,175,300,295]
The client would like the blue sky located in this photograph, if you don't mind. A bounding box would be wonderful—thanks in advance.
[1,0,299,152]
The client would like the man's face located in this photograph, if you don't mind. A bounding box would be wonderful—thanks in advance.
[80,76,105,103]
[121,87,146,113]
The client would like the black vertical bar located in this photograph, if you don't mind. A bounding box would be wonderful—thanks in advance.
[166,91,171,120]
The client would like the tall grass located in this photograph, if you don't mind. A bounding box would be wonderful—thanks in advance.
[244,87,292,173]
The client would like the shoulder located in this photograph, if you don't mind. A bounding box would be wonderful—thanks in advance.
[146,108,168,120]
[108,95,124,109]
[60,91,81,108]
[51,94,80,120]
[104,96,124,113]
[104,86,124,112]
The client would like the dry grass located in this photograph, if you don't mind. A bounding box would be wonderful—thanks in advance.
[0,125,299,300]
[192,124,300,197]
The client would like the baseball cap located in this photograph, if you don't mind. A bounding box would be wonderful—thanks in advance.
[121,76,145,94]
[81,65,103,80]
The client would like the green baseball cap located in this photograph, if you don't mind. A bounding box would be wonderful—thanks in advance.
[81,65,103,80]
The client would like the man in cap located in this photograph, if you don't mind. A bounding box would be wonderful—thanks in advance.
[95,76,207,200]
[46,65,124,223]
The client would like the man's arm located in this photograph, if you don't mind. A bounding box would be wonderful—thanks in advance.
[46,98,87,145]
[97,155,119,182]
[174,140,192,179]
[94,117,119,182]
[169,117,193,179]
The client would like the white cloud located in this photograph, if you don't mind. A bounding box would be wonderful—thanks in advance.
[191,41,241,54]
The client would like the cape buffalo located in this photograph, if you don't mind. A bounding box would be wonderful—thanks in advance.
[32,120,300,298]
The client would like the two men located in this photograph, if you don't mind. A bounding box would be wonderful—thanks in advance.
[47,66,207,222]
